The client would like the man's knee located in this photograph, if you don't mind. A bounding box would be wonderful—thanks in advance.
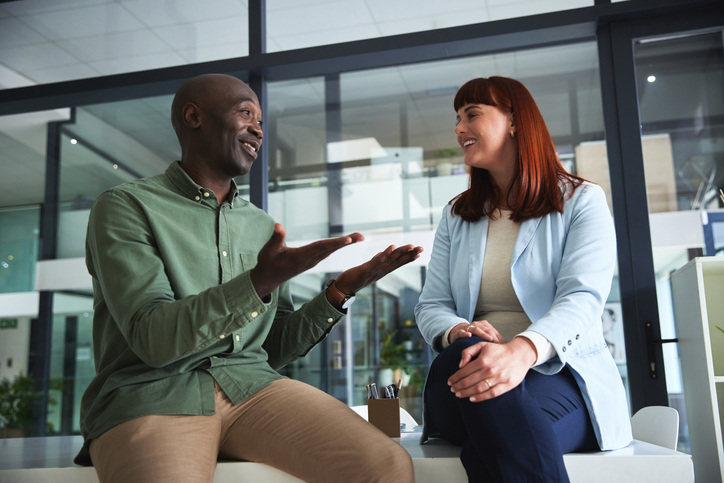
[359,438,414,482]
[311,432,414,483]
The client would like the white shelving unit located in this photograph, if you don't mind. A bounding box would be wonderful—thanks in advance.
[671,257,724,483]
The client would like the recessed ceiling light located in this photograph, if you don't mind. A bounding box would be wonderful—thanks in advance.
[647,75,656,83]
[70,138,78,144]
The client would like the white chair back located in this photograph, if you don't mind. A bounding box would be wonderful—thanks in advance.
[631,405,679,450]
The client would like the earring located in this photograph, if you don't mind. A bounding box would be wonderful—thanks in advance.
[510,129,515,138]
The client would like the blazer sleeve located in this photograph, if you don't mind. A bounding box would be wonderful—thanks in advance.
[523,183,616,369]
[415,205,470,347]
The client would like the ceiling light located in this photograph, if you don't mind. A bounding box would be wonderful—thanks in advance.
[647,75,656,83]
[70,138,78,144]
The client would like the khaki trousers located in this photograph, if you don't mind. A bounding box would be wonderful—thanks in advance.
[89,379,413,483]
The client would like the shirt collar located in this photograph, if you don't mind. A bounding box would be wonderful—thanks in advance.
[166,161,239,205]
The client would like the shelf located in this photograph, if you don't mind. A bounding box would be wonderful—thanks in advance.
[672,257,724,482]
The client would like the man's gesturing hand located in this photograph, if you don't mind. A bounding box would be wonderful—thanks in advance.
[332,244,424,297]
[250,224,364,299]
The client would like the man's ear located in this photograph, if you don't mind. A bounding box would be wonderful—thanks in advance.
[182,102,202,129]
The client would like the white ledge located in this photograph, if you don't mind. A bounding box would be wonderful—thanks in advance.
[0,433,694,483]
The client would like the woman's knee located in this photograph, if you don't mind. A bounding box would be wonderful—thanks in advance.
[431,337,483,378]
[447,337,482,354]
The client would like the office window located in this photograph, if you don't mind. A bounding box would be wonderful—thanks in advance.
[0,109,61,294]
[0,206,39,295]
[56,97,178,257]
[47,295,94,435]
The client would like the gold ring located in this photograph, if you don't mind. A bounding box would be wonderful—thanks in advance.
[483,379,492,389]
[466,324,474,332]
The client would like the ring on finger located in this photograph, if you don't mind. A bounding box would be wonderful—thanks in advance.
[483,379,493,389]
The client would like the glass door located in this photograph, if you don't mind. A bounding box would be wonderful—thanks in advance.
[634,30,724,453]
[602,5,724,453]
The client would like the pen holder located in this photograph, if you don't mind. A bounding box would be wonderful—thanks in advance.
[367,397,401,437]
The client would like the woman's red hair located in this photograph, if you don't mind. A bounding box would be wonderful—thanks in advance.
[450,76,584,222]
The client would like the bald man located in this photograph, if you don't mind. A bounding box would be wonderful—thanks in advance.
[75,74,419,483]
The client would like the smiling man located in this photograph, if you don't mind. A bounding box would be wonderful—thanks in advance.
[75,73,419,483]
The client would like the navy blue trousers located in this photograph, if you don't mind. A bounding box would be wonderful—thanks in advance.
[425,338,599,482]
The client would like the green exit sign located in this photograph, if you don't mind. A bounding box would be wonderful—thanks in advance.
[0,318,18,329]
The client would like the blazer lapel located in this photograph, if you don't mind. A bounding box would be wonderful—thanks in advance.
[467,218,488,320]
[512,216,542,267]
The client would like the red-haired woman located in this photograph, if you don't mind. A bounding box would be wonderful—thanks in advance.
[415,77,632,482]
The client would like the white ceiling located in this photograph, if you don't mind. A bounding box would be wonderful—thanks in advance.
[0,0,250,87]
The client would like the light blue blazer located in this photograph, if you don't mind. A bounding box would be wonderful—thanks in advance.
[415,182,632,450]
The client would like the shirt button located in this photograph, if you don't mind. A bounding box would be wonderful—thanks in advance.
[568,340,572,345]
[235,335,240,342]
[251,311,258,318]
[195,196,200,201]
[219,334,225,339]
[562,347,566,352]
[203,192,210,198]
[327,317,334,323]
[222,251,228,257]
[575,334,580,340]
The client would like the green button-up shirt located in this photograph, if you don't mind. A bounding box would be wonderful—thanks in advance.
[75,161,345,465]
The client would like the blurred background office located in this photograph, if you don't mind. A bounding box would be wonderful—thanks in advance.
[0,0,722,456]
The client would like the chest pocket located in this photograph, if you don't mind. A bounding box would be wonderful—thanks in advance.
[239,252,259,271]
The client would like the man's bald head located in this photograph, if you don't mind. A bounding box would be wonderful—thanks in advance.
[171,74,257,147]
[170,73,263,184]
